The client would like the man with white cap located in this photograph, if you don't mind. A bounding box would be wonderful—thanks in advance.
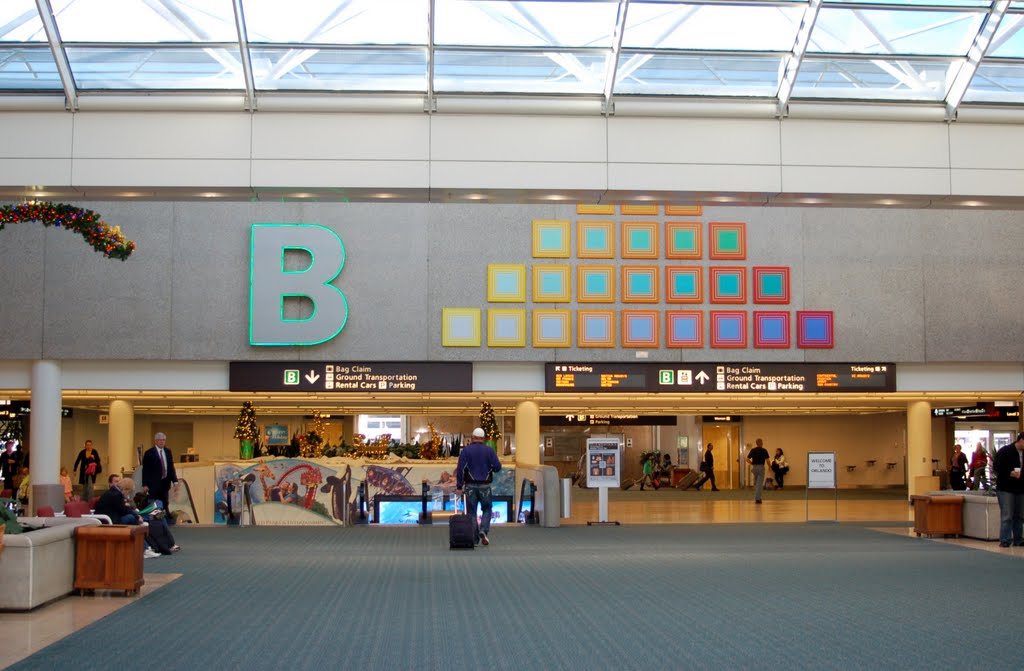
[455,427,502,546]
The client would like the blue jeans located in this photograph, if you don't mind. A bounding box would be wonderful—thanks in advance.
[464,483,493,541]
[997,490,1024,544]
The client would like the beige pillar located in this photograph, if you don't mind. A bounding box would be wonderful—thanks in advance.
[907,400,934,498]
[29,360,63,514]
[514,401,540,466]
[108,400,135,476]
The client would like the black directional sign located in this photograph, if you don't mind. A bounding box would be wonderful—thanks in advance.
[230,362,473,393]
[545,362,895,393]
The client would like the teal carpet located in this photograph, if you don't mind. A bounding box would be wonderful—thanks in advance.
[10,524,1021,670]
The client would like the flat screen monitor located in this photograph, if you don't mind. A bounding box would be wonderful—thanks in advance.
[374,494,513,525]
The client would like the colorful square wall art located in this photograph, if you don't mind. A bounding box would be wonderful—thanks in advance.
[709,222,746,260]
[487,309,527,347]
[622,266,659,303]
[533,309,571,347]
[621,204,659,216]
[622,221,659,259]
[753,267,790,304]
[577,310,616,347]
[532,220,570,258]
[576,204,615,215]
[532,265,570,303]
[577,221,615,259]
[665,222,702,259]
[665,204,703,216]
[622,311,659,348]
[797,311,834,348]
[709,266,747,304]
[442,308,480,347]
[666,310,703,348]
[487,264,526,302]
[753,311,790,348]
[577,265,615,303]
[665,266,702,303]
[710,311,747,348]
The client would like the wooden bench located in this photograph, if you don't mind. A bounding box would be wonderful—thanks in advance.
[911,495,963,537]
[74,524,146,595]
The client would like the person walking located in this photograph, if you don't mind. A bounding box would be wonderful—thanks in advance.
[73,439,101,502]
[696,443,720,491]
[969,442,988,490]
[747,438,771,504]
[949,444,969,491]
[142,432,179,513]
[993,433,1024,548]
[455,427,502,546]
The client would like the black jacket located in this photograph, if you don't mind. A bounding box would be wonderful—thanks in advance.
[994,443,1024,494]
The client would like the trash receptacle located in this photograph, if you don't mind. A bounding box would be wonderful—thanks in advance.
[561,478,572,518]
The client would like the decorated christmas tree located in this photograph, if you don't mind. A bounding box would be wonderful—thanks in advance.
[299,410,327,458]
[479,401,501,444]
[233,401,258,459]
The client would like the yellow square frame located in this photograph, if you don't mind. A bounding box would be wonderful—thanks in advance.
[533,309,571,347]
[532,264,571,303]
[487,308,527,347]
[532,220,570,258]
[577,221,615,259]
[442,308,481,347]
[487,264,526,302]
[577,265,615,303]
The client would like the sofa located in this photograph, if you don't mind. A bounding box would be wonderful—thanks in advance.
[929,491,1000,541]
[0,516,101,610]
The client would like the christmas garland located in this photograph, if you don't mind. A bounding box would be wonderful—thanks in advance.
[0,201,136,261]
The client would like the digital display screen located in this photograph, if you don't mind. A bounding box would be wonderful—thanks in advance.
[375,495,512,525]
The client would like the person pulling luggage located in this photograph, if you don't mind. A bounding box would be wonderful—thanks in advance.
[455,428,502,546]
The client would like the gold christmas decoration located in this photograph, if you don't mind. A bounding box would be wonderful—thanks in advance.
[419,423,441,460]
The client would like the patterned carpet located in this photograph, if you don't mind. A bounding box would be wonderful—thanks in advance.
[10,523,1020,670]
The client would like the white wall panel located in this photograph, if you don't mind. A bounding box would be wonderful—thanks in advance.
[609,163,781,192]
[430,115,607,162]
[0,159,73,187]
[949,169,1024,197]
[949,124,1024,170]
[781,120,949,168]
[72,113,252,159]
[71,159,250,187]
[252,113,429,160]
[608,118,781,165]
[252,159,429,188]
[782,166,950,195]
[0,113,72,157]
[430,161,606,190]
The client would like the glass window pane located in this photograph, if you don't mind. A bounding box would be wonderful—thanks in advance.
[615,52,783,96]
[0,46,62,90]
[0,1,46,41]
[51,0,238,42]
[250,47,426,91]
[809,7,984,55]
[434,49,607,93]
[963,61,1024,103]
[623,4,804,51]
[242,0,427,45]
[792,56,957,101]
[987,14,1024,57]
[66,47,245,90]
[434,0,619,48]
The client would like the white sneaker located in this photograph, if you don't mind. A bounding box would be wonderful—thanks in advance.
[143,548,161,558]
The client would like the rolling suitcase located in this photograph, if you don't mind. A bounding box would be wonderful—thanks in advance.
[675,471,700,490]
[449,495,475,550]
[689,471,710,490]
[620,478,636,491]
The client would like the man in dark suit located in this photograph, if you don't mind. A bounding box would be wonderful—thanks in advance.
[142,432,179,513]
[994,433,1024,548]
[1,440,23,493]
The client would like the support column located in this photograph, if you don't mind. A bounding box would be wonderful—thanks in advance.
[515,401,540,466]
[108,400,135,476]
[29,360,63,514]
[907,400,933,498]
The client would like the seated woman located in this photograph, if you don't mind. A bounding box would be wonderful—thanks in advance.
[133,485,180,554]
[771,449,790,490]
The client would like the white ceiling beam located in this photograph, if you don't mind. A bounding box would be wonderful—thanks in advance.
[946,0,1010,119]
[777,0,822,117]
[34,0,76,110]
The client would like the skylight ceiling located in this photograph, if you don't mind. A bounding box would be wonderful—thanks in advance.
[2,0,1023,116]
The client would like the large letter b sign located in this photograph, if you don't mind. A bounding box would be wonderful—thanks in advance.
[249,224,349,346]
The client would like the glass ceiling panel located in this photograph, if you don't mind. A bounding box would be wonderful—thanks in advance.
[250,47,426,91]
[51,0,239,43]
[623,3,804,51]
[242,0,427,45]
[433,49,607,93]
[986,13,1024,57]
[0,1,47,42]
[792,56,958,100]
[0,46,62,90]
[614,52,785,96]
[840,0,992,6]
[809,7,984,55]
[963,61,1024,102]
[66,46,245,90]
[434,0,619,48]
